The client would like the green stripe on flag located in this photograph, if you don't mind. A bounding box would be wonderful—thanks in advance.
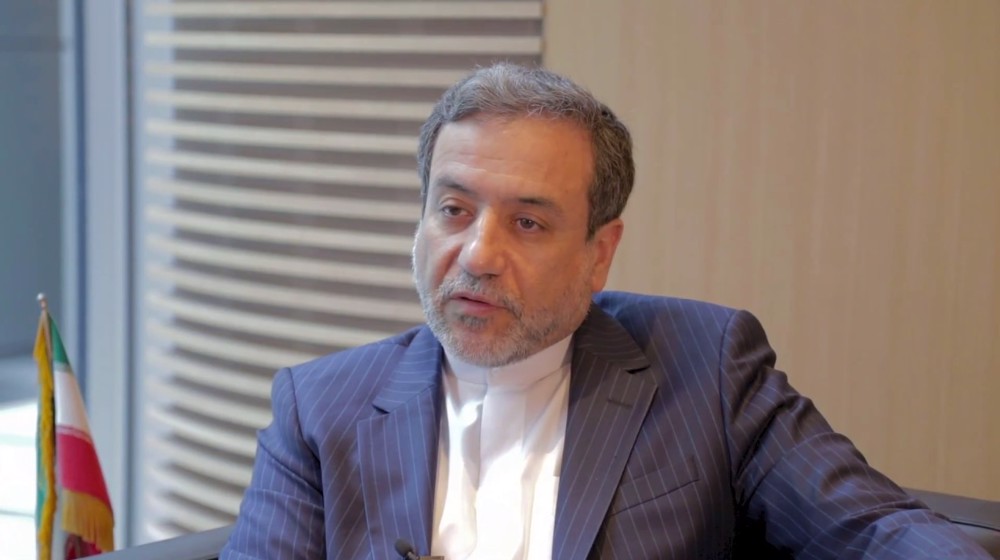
[48,316,71,371]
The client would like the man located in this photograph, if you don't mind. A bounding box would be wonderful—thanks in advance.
[222,64,989,559]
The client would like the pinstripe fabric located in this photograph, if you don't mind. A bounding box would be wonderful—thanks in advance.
[222,326,444,560]
[222,291,990,559]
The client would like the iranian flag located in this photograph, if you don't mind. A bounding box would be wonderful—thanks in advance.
[35,304,115,559]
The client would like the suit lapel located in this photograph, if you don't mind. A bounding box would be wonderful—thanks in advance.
[552,304,656,560]
[357,327,443,559]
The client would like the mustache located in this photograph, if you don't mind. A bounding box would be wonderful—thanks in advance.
[438,274,520,315]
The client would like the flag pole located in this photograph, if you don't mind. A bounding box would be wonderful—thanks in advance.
[37,293,51,356]
[35,292,56,560]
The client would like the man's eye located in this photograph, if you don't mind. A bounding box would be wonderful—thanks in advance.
[441,205,464,217]
[516,218,540,231]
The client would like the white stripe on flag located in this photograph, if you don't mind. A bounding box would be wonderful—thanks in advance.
[54,368,92,434]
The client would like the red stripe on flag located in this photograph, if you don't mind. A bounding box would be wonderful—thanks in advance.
[56,427,112,507]
[57,425,93,446]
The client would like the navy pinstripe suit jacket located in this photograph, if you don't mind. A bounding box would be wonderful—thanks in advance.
[223,292,989,559]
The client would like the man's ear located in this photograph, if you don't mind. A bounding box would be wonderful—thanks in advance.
[588,218,624,292]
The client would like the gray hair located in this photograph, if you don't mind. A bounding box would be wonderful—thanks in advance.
[416,63,634,238]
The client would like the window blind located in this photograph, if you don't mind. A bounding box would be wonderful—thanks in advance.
[134,0,542,541]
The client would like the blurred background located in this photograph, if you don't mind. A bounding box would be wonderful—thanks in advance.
[1,0,997,556]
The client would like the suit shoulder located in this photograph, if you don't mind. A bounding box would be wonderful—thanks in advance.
[593,291,773,351]
[594,291,738,328]
[594,291,774,368]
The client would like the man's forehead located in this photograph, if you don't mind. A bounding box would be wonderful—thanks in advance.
[430,117,592,172]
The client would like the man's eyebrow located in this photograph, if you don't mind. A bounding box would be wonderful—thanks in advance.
[516,196,563,216]
[432,175,475,197]
[431,174,565,216]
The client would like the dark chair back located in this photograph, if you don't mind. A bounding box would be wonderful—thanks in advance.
[907,487,1000,558]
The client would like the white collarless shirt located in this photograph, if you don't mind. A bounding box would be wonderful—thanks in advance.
[431,336,573,560]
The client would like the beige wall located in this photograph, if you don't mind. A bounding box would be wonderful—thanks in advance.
[545,0,999,499]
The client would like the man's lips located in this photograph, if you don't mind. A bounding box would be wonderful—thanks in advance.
[449,291,499,307]
[447,291,504,315]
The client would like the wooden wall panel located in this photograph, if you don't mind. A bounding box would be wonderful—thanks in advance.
[545,0,999,499]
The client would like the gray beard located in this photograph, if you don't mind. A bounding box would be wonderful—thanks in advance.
[419,272,544,367]
[414,269,590,368]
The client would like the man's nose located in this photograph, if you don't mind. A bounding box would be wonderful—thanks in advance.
[457,213,506,278]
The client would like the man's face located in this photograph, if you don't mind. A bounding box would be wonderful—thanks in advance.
[413,116,623,367]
